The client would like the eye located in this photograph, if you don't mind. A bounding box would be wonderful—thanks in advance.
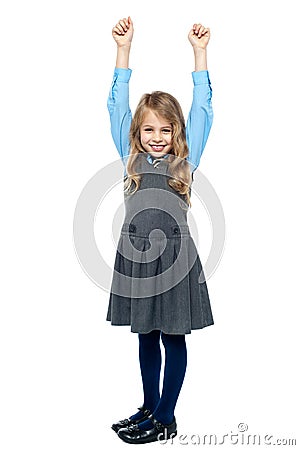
[144,128,153,132]
[162,129,172,134]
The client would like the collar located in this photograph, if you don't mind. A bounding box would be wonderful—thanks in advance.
[146,153,170,165]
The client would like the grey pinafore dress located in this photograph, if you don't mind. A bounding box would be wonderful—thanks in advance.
[106,153,214,334]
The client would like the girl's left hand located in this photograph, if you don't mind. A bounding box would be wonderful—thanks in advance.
[188,23,210,49]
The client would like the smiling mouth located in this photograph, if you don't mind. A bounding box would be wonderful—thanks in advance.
[150,145,166,151]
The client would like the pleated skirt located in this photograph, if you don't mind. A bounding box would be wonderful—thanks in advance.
[106,219,214,335]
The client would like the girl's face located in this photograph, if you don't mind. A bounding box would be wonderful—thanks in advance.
[140,109,173,158]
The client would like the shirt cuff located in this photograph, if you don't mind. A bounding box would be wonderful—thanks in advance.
[192,70,211,85]
[113,67,132,82]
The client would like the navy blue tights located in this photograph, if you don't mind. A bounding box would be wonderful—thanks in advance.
[129,330,187,429]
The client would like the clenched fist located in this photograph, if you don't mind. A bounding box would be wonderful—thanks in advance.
[112,16,134,48]
[188,23,210,50]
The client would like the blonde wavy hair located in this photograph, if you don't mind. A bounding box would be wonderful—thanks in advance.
[124,91,193,208]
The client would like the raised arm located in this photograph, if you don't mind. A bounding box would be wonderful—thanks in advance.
[186,23,213,172]
[113,16,134,69]
[107,17,134,173]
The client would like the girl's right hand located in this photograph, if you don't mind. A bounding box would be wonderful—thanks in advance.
[112,16,134,47]
[188,23,210,50]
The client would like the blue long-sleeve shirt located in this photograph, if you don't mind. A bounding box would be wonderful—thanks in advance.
[107,67,213,177]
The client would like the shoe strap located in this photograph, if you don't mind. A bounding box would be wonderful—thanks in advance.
[137,406,151,416]
[148,414,164,431]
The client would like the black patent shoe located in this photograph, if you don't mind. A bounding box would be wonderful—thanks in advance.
[111,406,151,433]
[117,414,177,444]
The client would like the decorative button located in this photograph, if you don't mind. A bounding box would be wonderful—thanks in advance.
[129,224,136,233]
[173,226,179,234]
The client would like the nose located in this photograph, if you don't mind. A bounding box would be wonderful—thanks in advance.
[152,131,162,142]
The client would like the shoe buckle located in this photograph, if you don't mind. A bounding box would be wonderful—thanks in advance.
[120,418,129,426]
[155,422,164,431]
[128,424,138,433]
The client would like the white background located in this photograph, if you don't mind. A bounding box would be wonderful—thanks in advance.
[1,0,299,448]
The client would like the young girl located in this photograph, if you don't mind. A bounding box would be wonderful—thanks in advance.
[106,16,214,444]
